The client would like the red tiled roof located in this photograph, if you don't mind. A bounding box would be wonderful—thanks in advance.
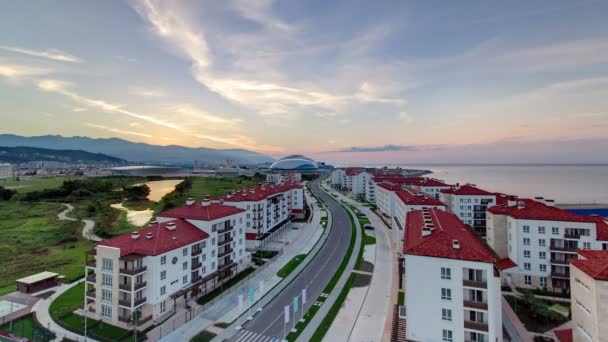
[411,178,450,188]
[554,328,573,342]
[98,219,209,256]
[440,184,493,196]
[395,189,446,207]
[494,193,512,206]
[377,181,403,191]
[217,182,302,202]
[245,233,258,240]
[158,202,244,221]
[488,199,608,240]
[345,167,365,176]
[571,250,608,280]
[497,258,517,270]
[403,208,496,263]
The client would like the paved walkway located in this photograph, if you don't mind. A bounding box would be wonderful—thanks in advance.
[322,185,395,342]
[58,204,102,242]
[157,190,324,341]
[32,280,98,342]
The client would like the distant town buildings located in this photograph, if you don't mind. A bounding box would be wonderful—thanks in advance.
[0,163,13,178]
[403,208,503,342]
[265,172,302,184]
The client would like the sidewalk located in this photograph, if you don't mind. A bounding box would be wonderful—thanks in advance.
[157,191,324,342]
[32,280,99,342]
[323,186,395,342]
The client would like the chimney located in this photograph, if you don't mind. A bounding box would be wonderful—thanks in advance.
[507,196,518,207]
[202,195,211,207]
[545,199,555,207]
[452,240,460,249]
[149,220,158,226]
[131,232,140,240]
[227,192,233,199]
[166,222,177,231]
[517,201,526,209]
[146,232,153,239]
[186,198,195,205]
[219,199,224,204]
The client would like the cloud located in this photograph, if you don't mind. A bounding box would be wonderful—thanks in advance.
[0,46,81,63]
[37,79,183,130]
[85,123,152,138]
[72,107,87,112]
[231,0,290,31]
[129,86,167,97]
[195,133,285,152]
[0,63,53,79]
[332,145,440,153]
[170,104,241,127]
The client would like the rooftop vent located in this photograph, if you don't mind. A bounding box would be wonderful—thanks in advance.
[131,232,140,240]
[452,240,460,249]
[517,201,526,209]
[166,222,177,231]
[202,195,211,207]
[149,220,158,226]
[146,232,153,239]
[422,228,432,237]
[186,198,195,205]
[544,199,555,207]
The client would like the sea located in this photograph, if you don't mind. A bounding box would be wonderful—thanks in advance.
[393,164,608,205]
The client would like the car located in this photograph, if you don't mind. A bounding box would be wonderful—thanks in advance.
[364,224,374,230]
[356,211,366,217]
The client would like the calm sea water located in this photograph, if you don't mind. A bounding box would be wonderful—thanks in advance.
[398,165,608,205]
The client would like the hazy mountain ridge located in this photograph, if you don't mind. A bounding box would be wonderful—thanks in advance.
[0,135,274,164]
[0,146,127,164]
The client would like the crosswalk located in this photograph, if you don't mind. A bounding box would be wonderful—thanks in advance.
[234,329,278,342]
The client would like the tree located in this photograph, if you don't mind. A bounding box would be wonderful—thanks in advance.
[123,185,150,201]
[0,186,16,200]
[130,309,142,341]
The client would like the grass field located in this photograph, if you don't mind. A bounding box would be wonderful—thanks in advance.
[277,254,306,278]
[0,176,84,194]
[0,201,93,292]
[191,330,217,342]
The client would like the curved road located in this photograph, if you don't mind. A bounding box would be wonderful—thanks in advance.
[236,178,353,339]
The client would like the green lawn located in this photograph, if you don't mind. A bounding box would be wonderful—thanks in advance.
[190,330,217,342]
[0,201,93,290]
[277,254,307,278]
[0,176,84,193]
[398,291,405,306]
[310,274,355,341]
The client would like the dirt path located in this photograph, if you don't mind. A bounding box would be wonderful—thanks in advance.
[58,204,102,242]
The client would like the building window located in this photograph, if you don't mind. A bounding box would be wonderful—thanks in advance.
[211,250,216,257]
[524,275,532,286]
[102,274,112,287]
[183,248,188,256]
[160,301,166,314]
[102,258,113,271]
[161,270,166,280]
[442,329,453,342]
[539,239,546,247]
[540,264,547,272]
[183,261,187,270]
[523,238,530,246]
[552,227,559,235]
[183,275,188,284]
[524,263,531,271]
[161,256,167,265]
[101,289,112,302]
[540,277,547,288]
[101,305,112,319]
[160,286,166,296]
[212,238,216,245]
[523,225,530,233]
[583,242,591,249]
[524,250,531,258]
[538,226,546,234]
[441,308,452,321]
[441,288,452,300]
[202,254,206,262]
[441,267,451,280]
[212,262,216,269]
[212,224,217,232]
[539,251,546,259]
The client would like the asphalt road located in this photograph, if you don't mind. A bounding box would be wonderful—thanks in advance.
[236,178,353,339]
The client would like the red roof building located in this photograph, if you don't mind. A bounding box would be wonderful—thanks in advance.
[571,250,608,280]
[158,202,245,221]
[395,189,446,207]
[440,184,493,196]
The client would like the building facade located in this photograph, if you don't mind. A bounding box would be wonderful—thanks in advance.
[439,184,503,235]
[404,208,503,342]
[0,163,12,178]
[486,198,608,290]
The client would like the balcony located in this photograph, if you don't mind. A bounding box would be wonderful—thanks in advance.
[218,236,233,246]
[218,261,235,271]
[86,260,96,268]
[564,233,581,239]
[192,274,202,283]
[86,289,96,298]
[551,271,570,279]
[119,297,146,308]
[86,274,96,283]
[464,321,488,332]
[191,248,202,257]
[464,300,488,310]
[218,247,233,258]
[550,259,568,265]
[463,280,487,289]
[219,225,234,234]
[119,281,147,292]
[549,245,577,252]
[191,262,202,270]
[120,266,147,276]
[119,314,152,324]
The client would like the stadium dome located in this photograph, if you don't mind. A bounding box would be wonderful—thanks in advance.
[270,155,319,170]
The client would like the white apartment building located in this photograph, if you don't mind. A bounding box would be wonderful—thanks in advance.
[393,189,447,247]
[351,171,377,202]
[439,184,504,235]
[404,208,503,342]
[486,198,608,291]
[0,163,13,178]
[568,250,608,342]
[375,181,402,219]
[217,182,304,247]
[85,200,247,329]
[410,177,451,199]
[265,172,301,184]
[330,169,345,188]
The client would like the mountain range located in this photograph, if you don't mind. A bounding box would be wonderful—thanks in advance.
[0,135,274,165]
[0,146,126,165]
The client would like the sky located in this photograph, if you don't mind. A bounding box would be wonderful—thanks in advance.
[1,0,608,163]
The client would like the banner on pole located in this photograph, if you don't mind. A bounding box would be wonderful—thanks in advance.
[238,295,243,310]
[249,287,255,303]
[293,296,299,313]
[259,280,265,295]
[284,305,290,323]
[302,288,307,304]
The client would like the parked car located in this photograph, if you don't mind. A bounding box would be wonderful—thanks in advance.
[364,224,374,230]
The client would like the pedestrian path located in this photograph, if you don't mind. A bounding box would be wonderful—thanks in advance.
[57,203,102,242]
[233,329,275,342]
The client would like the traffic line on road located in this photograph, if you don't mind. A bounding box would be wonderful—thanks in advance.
[234,329,276,342]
